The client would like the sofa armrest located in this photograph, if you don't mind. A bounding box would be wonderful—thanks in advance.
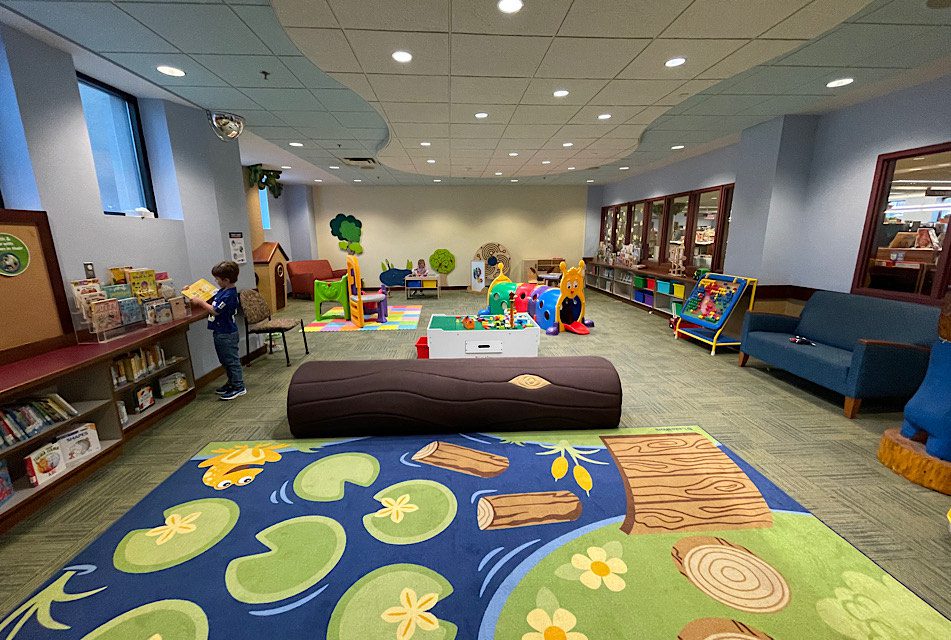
[741,312,799,339]
[847,340,932,398]
[331,268,347,279]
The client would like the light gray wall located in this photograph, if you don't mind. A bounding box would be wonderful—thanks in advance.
[283,184,317,262]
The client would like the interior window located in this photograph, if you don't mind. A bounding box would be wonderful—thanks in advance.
[666,195,689,262]
[614,204,628,252]
[629,202,644,260]
[601,206,614,248]
[692,190,720,269]
[646,200,663,261]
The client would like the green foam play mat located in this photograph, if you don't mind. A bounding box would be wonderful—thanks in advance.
[3,427,948,639]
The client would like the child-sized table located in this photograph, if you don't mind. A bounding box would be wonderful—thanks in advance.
[404,275,440,299]
[427,313,540,358]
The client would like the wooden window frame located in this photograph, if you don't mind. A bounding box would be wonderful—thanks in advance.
[851,141,951,306]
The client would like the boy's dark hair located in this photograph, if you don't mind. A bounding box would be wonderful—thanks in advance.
[212,261,240,284]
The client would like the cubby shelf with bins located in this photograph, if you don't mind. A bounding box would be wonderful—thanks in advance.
[0,315,201,530]
[585,259,693,318]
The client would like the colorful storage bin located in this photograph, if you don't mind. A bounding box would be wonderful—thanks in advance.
[646,278,656,291]
[634,290,646,303]
[644,292,654,307]
[671,301,683,316]
[633,276,647,288]
[672,283,686,299]
[656,280,673,295]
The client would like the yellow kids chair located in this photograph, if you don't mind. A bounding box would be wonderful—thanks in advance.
[346,255,388,328]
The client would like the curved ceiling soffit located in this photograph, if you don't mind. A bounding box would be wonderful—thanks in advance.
[268,0,951,181]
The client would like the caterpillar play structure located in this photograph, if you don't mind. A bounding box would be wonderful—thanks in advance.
[479,260,594,336]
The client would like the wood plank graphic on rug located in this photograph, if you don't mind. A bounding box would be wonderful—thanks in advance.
[412,441,509,478]
[678,617,774,640]
[477,491,582,530]
[602,433,772,534]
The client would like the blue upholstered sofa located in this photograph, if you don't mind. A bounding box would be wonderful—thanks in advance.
[739,291,940,418]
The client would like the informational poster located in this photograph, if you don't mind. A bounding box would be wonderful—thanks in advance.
[229,232,247,264]
[0,232,30,276]
[470,259,486,292]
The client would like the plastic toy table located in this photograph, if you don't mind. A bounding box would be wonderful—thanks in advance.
[426,313,540,358]
[404,275,440,299]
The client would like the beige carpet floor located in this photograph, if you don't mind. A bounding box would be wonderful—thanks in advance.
[0,290,948,618]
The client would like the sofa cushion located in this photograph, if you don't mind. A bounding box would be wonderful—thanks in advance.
[744,331,852,394]
[796,291,939,351]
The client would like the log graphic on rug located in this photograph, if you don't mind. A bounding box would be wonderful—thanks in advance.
[412,441,509,478]
[678,617,774,640]
[477,491,582,530]
[602,433,772,534]
[672,536,790,613]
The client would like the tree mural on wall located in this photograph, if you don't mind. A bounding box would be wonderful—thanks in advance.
[330,214,363,255]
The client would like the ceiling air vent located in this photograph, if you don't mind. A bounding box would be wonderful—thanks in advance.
[342,157,377,169]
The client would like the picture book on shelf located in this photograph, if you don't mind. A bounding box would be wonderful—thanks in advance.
[135,386,155,412]
[58,423,101,464]
[157,279,176,300]
[102,283,133,299]
[154,301,173,325]
[126,268,158,301]
[116,401,128,426]
[181,278,218,302]
[0,460,13,507]
[169,296,187,320]
[90,298,122,334]
[118,297,144,325]
[69,278,101,309]
[24,442,64,487]
[79,291,107,321]
[158,372,188,398]
[109,266,133,284]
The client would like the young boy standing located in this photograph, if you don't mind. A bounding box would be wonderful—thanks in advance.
[189,261,245,400]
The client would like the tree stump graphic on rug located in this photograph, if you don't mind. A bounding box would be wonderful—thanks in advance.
[601,433,772,534]
[477,491,582,530]
[672,536,790,613]
[678,617,774,640]
[412,441,509,478]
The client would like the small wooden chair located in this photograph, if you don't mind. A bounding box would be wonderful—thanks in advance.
[346,255,388,328]
[239,289,309,367]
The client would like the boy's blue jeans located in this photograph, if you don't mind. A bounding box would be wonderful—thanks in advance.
[213,331,244,389]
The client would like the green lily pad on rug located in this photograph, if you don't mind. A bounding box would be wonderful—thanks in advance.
[362,480,457,545]
[225,515,345,604]
[294,453,380,502]
[113,498,239,574]
[327,564,456,640]
[81,599,208,639]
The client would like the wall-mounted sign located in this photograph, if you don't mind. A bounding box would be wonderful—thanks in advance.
[229,232,247,264]
[0,232,30,276]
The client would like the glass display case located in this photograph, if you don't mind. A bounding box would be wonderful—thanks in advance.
[666,196,689,261]
[692,190,719,269]
[646,200,664,261]
[614,204,628,252]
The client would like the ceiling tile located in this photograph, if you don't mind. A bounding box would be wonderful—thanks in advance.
[173,86,261,110]
[536,38,650,79]
[248,125,304,141]
[232,4,300,56]
[240,87,323,110]
[650,114,773,131]
[450,34,550,76]
[5,1,176,52]
[325,0,448,31]
[618,39,748,80]
[103,53,227,86]
[502,124,562,138]
[716,66,829,94]
[328,73,377,101]
[603,124,648,139]
[495,139,549,151]
[450,123,507,138]
[684,94,772,115]
[271,0,337,28]
[346,30,449,75]
[366,75,449,102]
[639,129,726,146]
[240,110,288,126]
[333,111,387,128]
[119,3,269,54]
[194,55,302,88]
[776,23,951,68]
[853,0,951,26]
[590,80,684,105]
[736,94,827,116]
[588,138,640,150]
[697,40,807,79]
[286,28,361,72]
[661,1,811,38]
[282,56,348,88]
[315,89,376,111]
[450,77,530,104]
[392,123,450,138]
[624,105,671,124]
[381,102,449,123]
[762,0,872,38]
[509,105,582,124]
[451,138,500,150]
[519,78,609,106]
[451,0,571,35]
[568,106,648,124]
[449,104,516,124]
[559,0,693,37]
[655,79,719,105]
[542,138,595,150]
[556,124,617,138]
[273,110,333,127]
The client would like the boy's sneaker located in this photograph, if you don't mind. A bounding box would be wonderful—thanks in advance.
[219,387,246,401]
[215,383,234,395]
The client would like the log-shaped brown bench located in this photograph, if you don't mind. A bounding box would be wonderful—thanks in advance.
[286,356,621,437]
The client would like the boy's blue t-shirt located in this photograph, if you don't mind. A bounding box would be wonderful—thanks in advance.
[208,287,239,333]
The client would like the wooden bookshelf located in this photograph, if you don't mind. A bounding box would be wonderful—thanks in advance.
[584,259,694,318]
[0,315,202,532]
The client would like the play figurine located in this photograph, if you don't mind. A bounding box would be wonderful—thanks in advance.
[462,316,475,330]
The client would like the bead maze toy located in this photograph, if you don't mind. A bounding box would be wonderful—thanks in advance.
[675,273,757,354]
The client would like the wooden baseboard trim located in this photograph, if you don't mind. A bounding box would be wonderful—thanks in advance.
[195,345,267,389]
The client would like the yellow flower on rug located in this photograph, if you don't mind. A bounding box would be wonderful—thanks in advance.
[374,494,419,523]
[522,607,588,640]
[145,512,201,545]
[380,588,440,640]
[570,543,627,591]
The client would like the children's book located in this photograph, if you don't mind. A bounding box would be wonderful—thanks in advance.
[102,283,133,299]
[79,291,107,321]
[182,278,218,302]
[24,442,64,487]
[135,386,154,412]
[158,372,188,398]
[116,400,128,426]
[118,297,144,325]
[90,298,122,334]
[109,266,133,284]
[69,278,102,311]
[157,279,176,300]
[154,271,170,281]
[142,298,165,325]
[126,268,158,301]
[154,301,173,324]
[169,296,188,320]
[59,423,101,465]
[0,460,13,506]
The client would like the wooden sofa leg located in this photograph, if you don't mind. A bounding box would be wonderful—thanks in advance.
[738,352,749,367]
[844,397,861,419]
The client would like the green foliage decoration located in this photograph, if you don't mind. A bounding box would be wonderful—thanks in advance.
[330,213,364,255]
[429,249,456,275]
[245,164,283,199]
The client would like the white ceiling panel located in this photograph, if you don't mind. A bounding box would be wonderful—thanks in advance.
[509,105,583,125]
[536,38,650,79]
[273,110,335,127]
[328,73,377,101]
[556,124,617,138]
[588,138,640,150]
[381,102,449,123]
[450,123,507,138]
[590,80,685,106]
[241,87,323,110]
[762,0,872,38]
[655,79,720,105]
[103,52,226,86]
[450,34,550,77]
[366,75,449,102]
[286,28,361,72]
[853,0,951,26]
[391,122,450,138]
[174,86,261,110]
[736,94,828,116]
[449,104,516,124]
[568,106,645,124]
[232,4,301,56]
[346,30,449,75]
[661,1,812,39]
[559,0,693,38]
[316,89,377,111]
[451,0,571,36]
[325,0,449,32]
[272,0,337,29]
[776,23,951,68]
[502,124,563,138]
[495,139,549,151]
[118,3,269,54]
[334,111,388,128]
[603,124,649,139]
[282,57,350,88]
[240,110,289,126]
[520,78,609,105]
[715,66,831,95]
[195,55,302,88]
[542,138,595,150]
[618,39,748,80]
[451,138,500,150]
[625,106,672,124]
[696,40,807,79]
[249,125,305,140]
[450,77,530,104]
[684,94,772,115]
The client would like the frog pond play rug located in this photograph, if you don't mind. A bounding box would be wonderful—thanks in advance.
[304,305,422,332]
[6,427,950,639]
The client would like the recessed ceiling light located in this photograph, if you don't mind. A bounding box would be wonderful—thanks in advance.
[329,165,340,169]
[314,179,322,183]
[475,112,489,119]
[665,57,686,68]
[553,89,569,98]
[391,50,412,63]
[426,159,436,164]
[156,65,185,77]
[826,77,854,88]
[289,142,303,147]
[542,160,551,165]
[562,142,573,147]
[353,179,362,183]
[567,167,575,170]
[494,171,503,176]
[420,141,431,146]
[586,179,594,183]
[619,166,630,170]
[433,179,441,183]
[280,166,292,170]
[670,145,685,150]
[510,179,519,182]
[508,152,519,157]
[597,113,611,120]
[497,0,523,14]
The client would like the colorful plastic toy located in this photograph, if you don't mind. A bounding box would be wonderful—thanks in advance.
[346,255,388,328]
[513,282,538,313]
[900,340,951,461]
[314,276,349,321]
[675,273,757,354]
